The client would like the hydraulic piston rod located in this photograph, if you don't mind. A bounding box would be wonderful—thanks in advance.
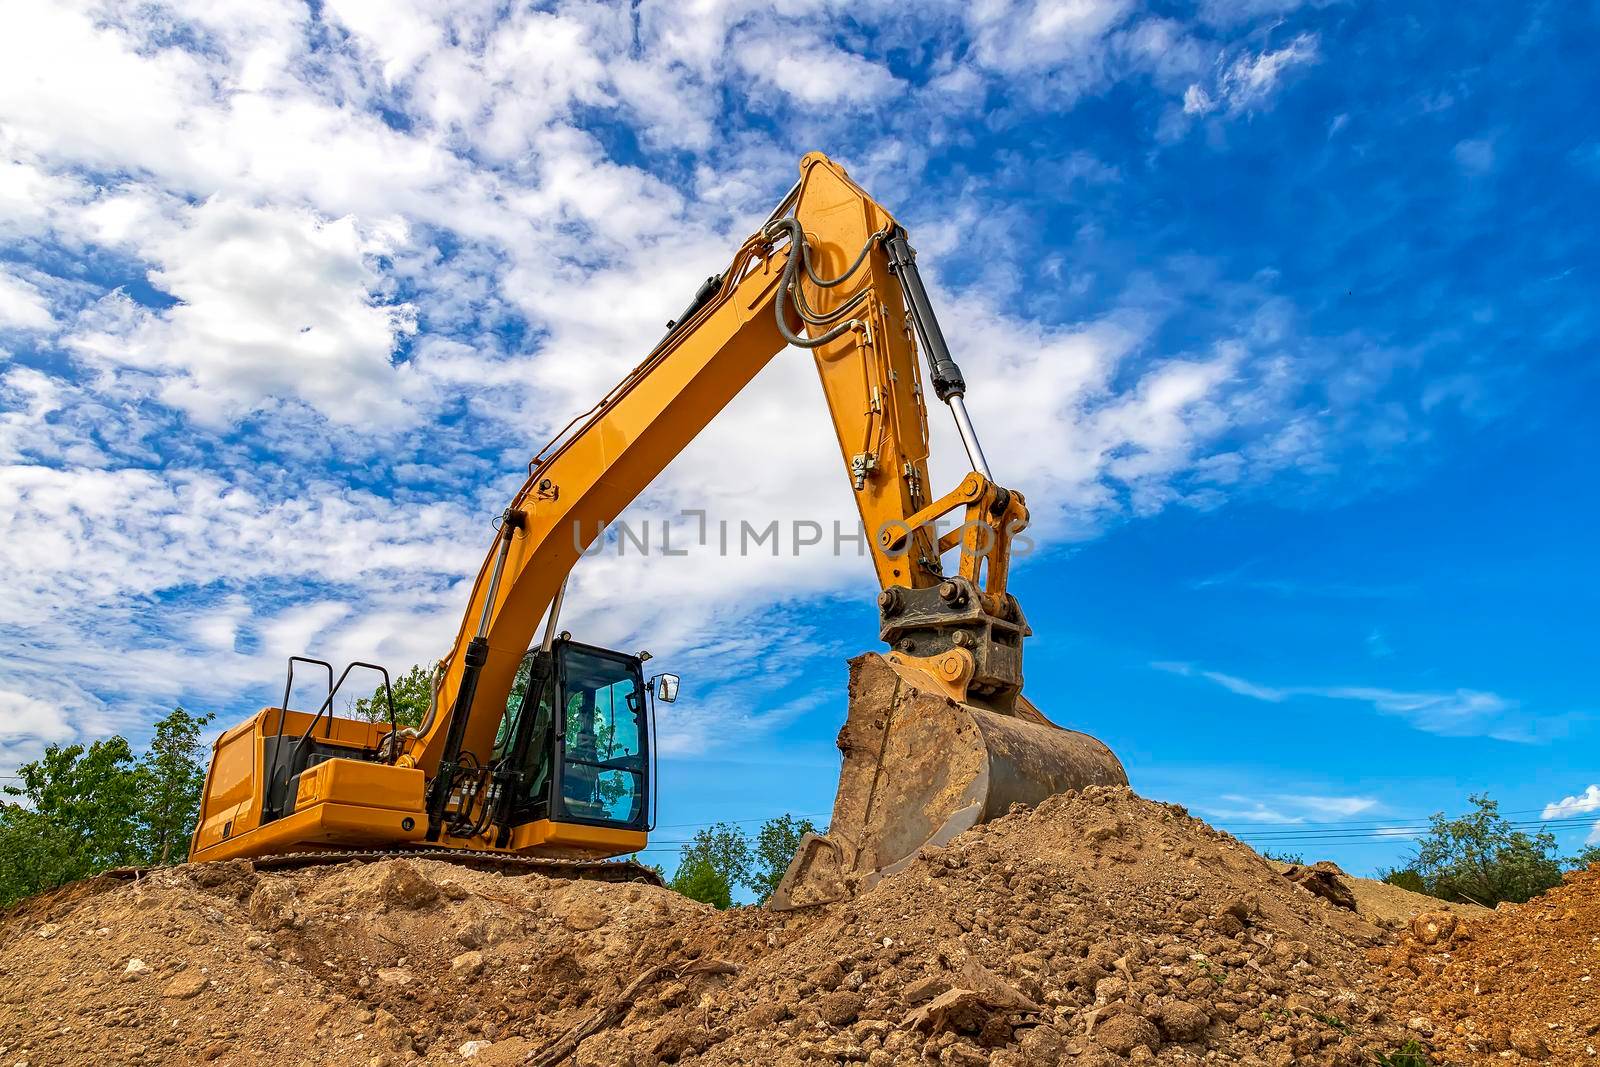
[884,230,993,478]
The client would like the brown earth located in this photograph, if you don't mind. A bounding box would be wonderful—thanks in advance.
[0,787,1564,1067]
[1270,861,1484,930]
[1379,864,1600,1063]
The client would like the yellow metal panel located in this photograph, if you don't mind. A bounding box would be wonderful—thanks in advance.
[505,819,647,855]
[191,800,429,862]
[295,759,424,813]
[191,709,267,855]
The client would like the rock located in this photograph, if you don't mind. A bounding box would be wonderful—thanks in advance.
[816,990,864,1027]
[1212,913,1245,937]
[375,968,413,986]
[377,863,440,910]
[1220,894,1259,924]
[1096,1014,1161,1056]
[190,859,258,897]
[905,974,952,1005]
[35,924,59,941]
[1407,1017,1433,1036]
[124,958,150,976]
[1409,911,1459,947]
[162,972,209,1000]
[551,893,607,932]
[458,1039,491,1058]
[248,881,298,931]
[1016,1024,1066,1064]
[1510,1028,1550,1060]
[809,960,846,991]
[1282,862,1358,911]
[450,951,485,979]
[1155,1000,1209,1042]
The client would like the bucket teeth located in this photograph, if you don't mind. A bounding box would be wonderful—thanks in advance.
[769,652,1125,910]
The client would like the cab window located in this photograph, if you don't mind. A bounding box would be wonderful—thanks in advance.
[557,647,645,826]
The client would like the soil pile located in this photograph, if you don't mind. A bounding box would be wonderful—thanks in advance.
[1379,864,1600,1063]
[1,788,1444,1066]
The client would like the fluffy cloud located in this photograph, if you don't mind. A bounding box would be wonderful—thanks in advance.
[68,200,418,426]
[0,268,54,331]
[1543,786,1600,846]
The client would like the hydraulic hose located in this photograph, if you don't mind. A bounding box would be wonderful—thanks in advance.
[763,217,886,349]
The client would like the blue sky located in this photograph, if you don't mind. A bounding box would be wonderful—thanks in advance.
[1,0,1597,875]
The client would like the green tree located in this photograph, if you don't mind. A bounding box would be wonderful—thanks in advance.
[136,707,215,865]
[1407,793,1563,907]
[0,737,144,907]
[1570,844,1600,870]
[1381,867,1429,894]
[748,813,818,903]
[669,855,732,909]
[352,663,434,728]
[668,821,751,908]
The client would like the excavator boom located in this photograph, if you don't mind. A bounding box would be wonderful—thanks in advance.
[188,153,1125,900]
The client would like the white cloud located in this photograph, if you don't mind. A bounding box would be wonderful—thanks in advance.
[0,689,74,744]
[0,268,54,331]
[1276,794,1377,818]
[1544,784,1600,819]
[736,35,902,106]
[1183,33,1319,118]
[967,0,1137,74]
[1200,791,1376,824]
[1198,0,1310,26]
[1544,783,1600,847]
[1219,34,1319,111]
[66,199,419,426]
[1202,670,1288,702]
[1163,661,1561,742]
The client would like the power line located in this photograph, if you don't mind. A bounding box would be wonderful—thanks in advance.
[652,809,832,830]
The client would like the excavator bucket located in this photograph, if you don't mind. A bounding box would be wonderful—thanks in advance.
[770,652,1126,910]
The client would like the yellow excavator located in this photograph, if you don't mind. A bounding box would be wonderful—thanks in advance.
[188,152,1126,905]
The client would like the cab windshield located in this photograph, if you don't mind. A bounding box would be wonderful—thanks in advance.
[557,646,646,826]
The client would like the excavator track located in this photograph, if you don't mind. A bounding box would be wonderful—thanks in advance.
[243,848,665,885]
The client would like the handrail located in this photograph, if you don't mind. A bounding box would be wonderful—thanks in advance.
[295,661,396,756]
[273,656,334,744]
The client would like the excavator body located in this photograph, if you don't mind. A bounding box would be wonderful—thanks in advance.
[188,151,1125,900]
[189,638,664,873]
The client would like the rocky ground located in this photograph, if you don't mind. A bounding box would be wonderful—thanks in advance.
[1381,865,1600,1063]
[0,787,1586,1066]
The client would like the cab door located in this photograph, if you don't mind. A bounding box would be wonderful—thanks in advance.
[553,643,649,828]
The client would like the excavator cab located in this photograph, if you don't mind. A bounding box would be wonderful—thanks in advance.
[491,637,660,832]
[188,637,671,866]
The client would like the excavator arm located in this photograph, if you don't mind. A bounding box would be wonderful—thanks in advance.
[405,154,1037,810]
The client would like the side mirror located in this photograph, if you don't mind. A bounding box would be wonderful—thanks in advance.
[653,673,680,703]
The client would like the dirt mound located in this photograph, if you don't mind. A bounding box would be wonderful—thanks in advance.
[0,788,1431,1065]
[1270,860,1484,929]
[1338,873,1482,930]
[1378,864,1600,1063]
